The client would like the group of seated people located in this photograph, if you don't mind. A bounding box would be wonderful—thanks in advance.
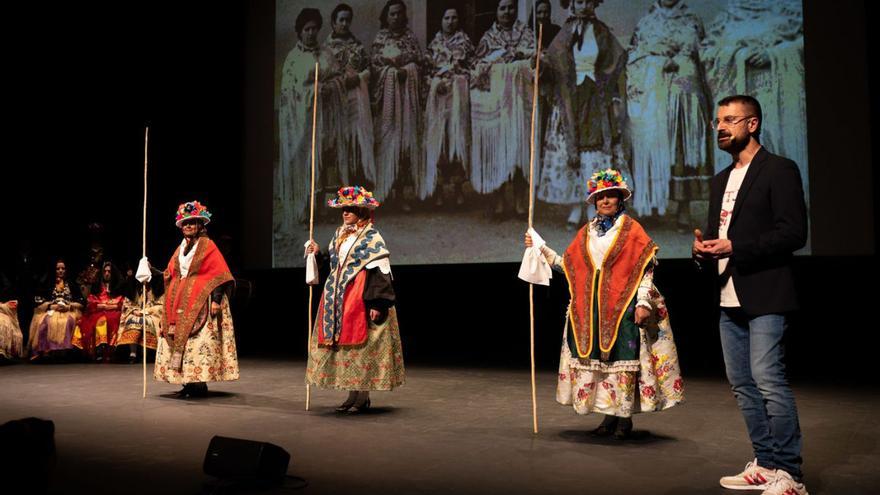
[0,259,163,364]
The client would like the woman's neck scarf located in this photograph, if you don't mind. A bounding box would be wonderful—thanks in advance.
[594,203,625,237]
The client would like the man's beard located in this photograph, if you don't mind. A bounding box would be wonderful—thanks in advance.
[717,132,746,154]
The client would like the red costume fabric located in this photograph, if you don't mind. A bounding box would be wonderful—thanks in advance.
[163,237,234,367]
[563,216,657,359]
[74,286,123,356]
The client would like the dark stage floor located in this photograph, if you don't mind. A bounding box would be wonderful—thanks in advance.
[1,358,877,495]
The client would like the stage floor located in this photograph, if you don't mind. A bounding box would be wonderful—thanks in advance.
[1,358,877,494]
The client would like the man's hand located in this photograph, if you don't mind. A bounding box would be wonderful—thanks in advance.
[211,302,221,317]
[701,238,733,258]
[692,229,706,259]
[369,309,381,322]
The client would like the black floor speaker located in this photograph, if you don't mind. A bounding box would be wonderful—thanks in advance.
[203,435,290,481]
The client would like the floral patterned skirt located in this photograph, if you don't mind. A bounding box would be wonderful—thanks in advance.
[154,297,239,385]
[306,307,405,391]
[556,310,683,418]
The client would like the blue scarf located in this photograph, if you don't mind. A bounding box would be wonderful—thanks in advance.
[594,204,625,237]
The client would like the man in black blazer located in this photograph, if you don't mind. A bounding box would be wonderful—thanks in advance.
[694,95,808,495]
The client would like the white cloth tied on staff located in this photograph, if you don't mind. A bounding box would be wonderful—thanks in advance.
[303,241,320,285]
[135,257,152,284]
[518,227,552,286]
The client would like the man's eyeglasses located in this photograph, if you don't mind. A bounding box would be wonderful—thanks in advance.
[711,115,755,130]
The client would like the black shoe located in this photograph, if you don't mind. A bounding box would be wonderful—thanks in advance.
[591,415,618,436]
[347,399,371,414]
[613,417,633,440]
[175,384,191,397]
[179,383,208,398]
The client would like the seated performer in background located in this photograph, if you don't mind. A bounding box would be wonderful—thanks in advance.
[526,169,683,438]
[0,299,24,361]
[306,186,405,413]
[73,261,124,362]
[28,259,83,362]
[116,272,164,364]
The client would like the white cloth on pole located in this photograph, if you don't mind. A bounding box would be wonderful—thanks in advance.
[518,228,552,286]
[135,257,152,284]
[303,241,320,285]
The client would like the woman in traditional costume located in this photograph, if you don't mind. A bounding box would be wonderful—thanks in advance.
[470,0,535,217]
[370,0,426,208]
[306,186,404,413]
[526,169,683,438]
[73,261,124,362]
[325,3,375,189]
[536,0,629,231]
[278,8,346,233]
[627,0,712,227]
[0,299,24,361]
[149,201,239,398]
[115,275,163,364]
[425,7,475,207]
[28,259,83,361]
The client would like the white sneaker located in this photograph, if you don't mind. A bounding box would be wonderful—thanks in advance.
[720,459,778,490]
[760,469,809,495]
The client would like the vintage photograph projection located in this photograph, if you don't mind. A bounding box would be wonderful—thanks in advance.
[274,0,807,267]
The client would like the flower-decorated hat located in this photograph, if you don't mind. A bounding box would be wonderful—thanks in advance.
[175,200,212,227]
[327,186,381,209]
[586,168,632,204]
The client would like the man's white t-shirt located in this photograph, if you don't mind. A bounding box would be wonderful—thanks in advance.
[718,163,750,307]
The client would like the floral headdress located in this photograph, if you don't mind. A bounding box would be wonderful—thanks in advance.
[586,168,632,204]
[327,186,381,209]
[175,200,212,227]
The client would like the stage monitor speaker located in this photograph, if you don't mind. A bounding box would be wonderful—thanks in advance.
[203,435,290,481]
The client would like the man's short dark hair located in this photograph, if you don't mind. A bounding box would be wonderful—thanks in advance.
[718,94,763,138]
[331,4,353,24]
[295,8,323,36]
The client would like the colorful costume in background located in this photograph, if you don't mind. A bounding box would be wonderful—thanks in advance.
[469,20,535,195]
[116,290,162,350]
[28,281,83,359]
[72,284,123,357]
[370,27,426,200]
[0,301,23,359]
[627,1,712,218]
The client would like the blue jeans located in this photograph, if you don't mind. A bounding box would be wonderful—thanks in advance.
[719,308,803,480]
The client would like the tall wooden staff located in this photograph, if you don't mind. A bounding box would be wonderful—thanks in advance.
[305,62,320,411]
[142,127,149,398]
[526,25,544,434]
